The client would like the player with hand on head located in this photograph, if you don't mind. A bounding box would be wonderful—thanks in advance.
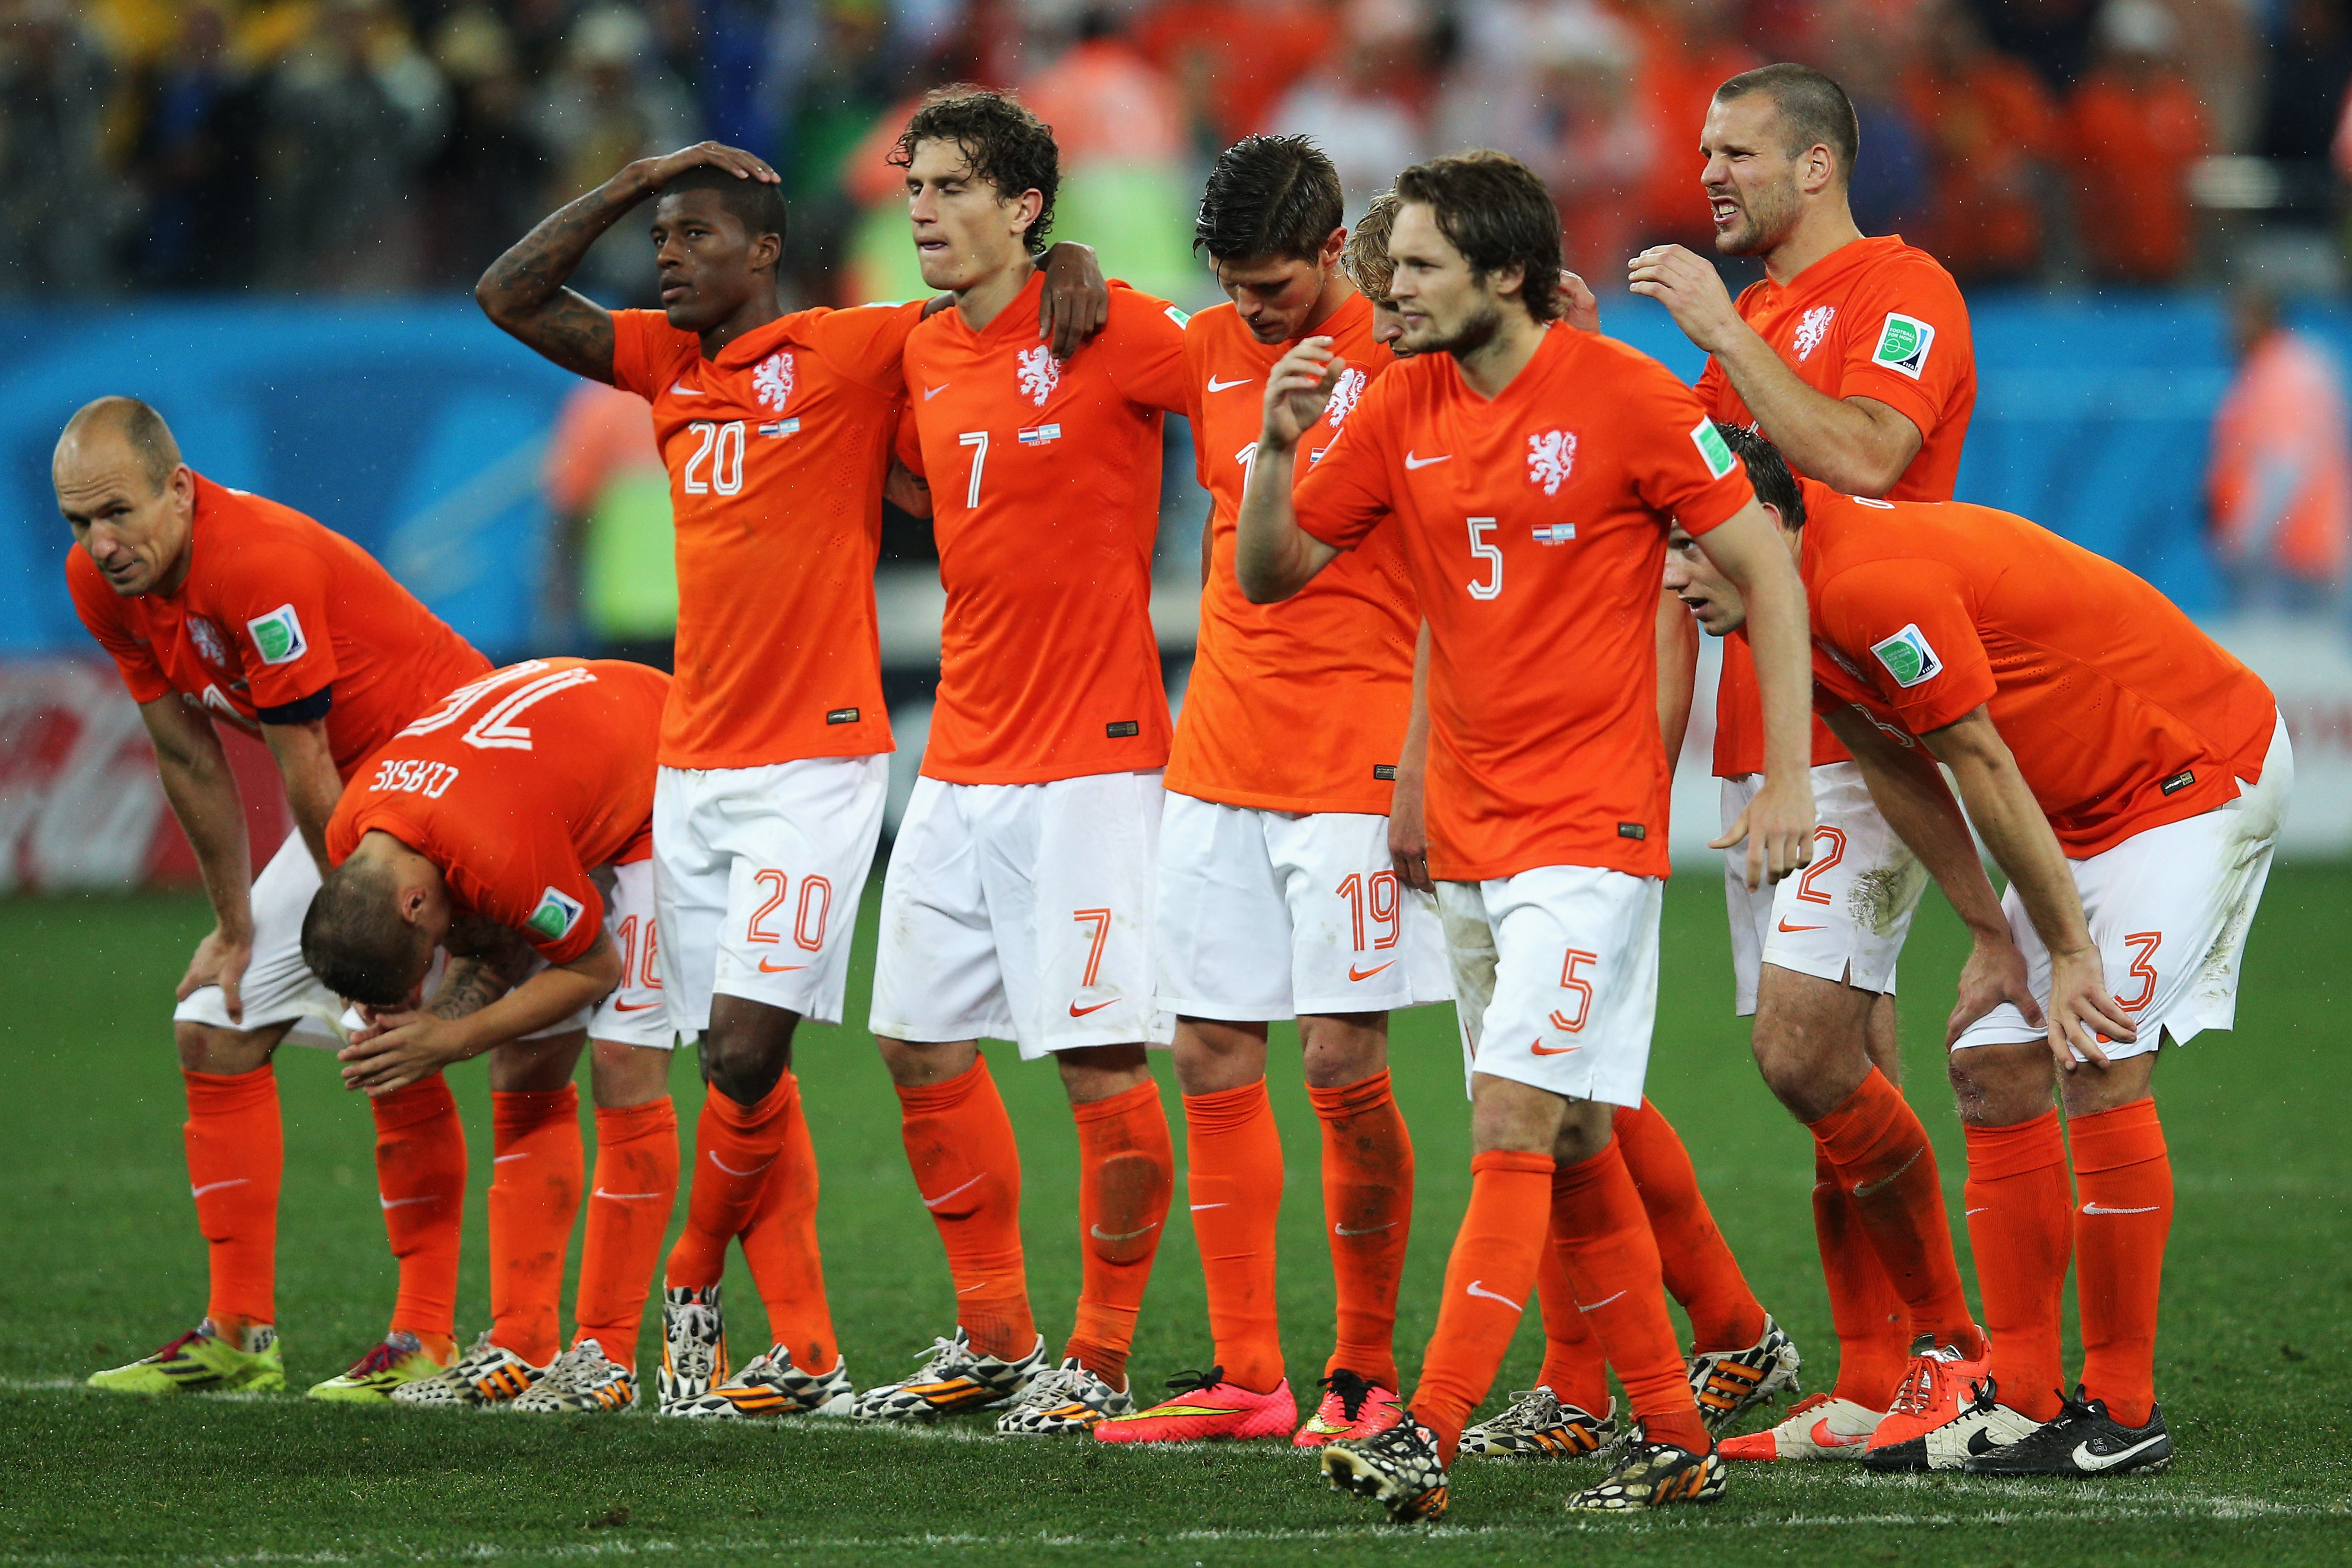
[62,397,495,1402]
[477,140,1110,1419]
[1343,190,1805,1463]
[1088,135,1446,1453]
[308,658,679,1414]
[853,87,1186,1438]
[1630,63,1989,1465]
[1238,152,1816,1521]
[1667,426,2283,1478]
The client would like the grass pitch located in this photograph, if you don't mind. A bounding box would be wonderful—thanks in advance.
[4,867,2350,1566]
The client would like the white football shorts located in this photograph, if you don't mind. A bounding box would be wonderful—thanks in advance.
[653,755,888,1033]
[869,769,1173,1058]
[1952,713,2290,1062]
[1436,864,1663,1109]
[1722,762,1927,1015]
[1155,792,1453,1021]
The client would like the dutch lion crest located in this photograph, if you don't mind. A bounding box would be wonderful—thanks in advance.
[1526,429,1577,496]
[1016,344,1061,407]
[1324,367,1367,430]
[188,616,230,669]
[1792,305,1836,362]
[752,352,795,412]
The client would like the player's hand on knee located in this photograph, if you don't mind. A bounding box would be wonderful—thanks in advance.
[1947,931,2039,1048]
[2044,945,2134,1073]
[179,925,254,1024]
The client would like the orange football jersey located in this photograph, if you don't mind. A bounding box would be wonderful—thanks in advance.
[897,276,1188,784]
[1166,293,1419,815]
[1699,235,1976,777]
[1294,325,1756,882]
[328,658,668,965]
[611,302,923,770]
[67,473,490,779]
[1799,485,2274,856]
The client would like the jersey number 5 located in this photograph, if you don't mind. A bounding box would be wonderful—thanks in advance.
[1466,518,1503,600]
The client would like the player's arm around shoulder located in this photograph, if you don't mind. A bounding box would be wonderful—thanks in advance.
[1235,338,1355,603]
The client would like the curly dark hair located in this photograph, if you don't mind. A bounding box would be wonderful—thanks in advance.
[888,85,1059,255]
[1392,151,1563,324]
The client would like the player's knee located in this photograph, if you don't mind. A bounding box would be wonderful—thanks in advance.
[1058,1043,1150,1103]
[1297,1013,1387,1089]
[1947,1041,2051,1127]
[173,1020,277,1075]
[590,1039,673,1107]
[697,1029,788,1105]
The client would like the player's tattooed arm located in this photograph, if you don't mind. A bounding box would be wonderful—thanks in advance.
[143,694,258,1024]
[339,926,618,1096]
[477,141,781,380]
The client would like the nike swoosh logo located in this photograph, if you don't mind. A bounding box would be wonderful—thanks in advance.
[1574,1289,1627,1312]
[1465,1279,1524,1311]
[1965,1207,1989,1216]
[379,1194,438,1210]
[1334,1221,1396,1237]
[1188,1202,1227,1211]
[1348,961,1396,982]
[1966,1427,2003,1455]
[592,1189,664,1200]
[1069,999,1117,1017]
[921,1175,984,1209]
[1852,1147,1923,1199]
[957,1282,986,1294]
[493,1153,530,1165]
[612,1000,661,1012]
[1206,374,1254,392]
[1529,1039,1581,1056]
[1777,918,1826,933]
[190,1179,248,1199]
[2082,1202,2160,1215]
[670,382,703,396]
[1404,451,1451,469]
[757,958,808,973]
[1810,1420,1869,1449]
[924,383,950,399]
[1089,1222,1161,1242]
[707,1151,777,1178]
[2074,1433,2166,1471]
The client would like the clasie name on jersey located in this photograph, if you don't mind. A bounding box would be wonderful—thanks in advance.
[368,757,462,799]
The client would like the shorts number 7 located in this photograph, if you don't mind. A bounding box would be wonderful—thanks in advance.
[1073,908,1113,988]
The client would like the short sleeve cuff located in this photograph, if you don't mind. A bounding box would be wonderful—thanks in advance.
[1836,367,1944,442]
[1898,671,1998,735]
[1676,470,1757,538]
[257,685,333,724]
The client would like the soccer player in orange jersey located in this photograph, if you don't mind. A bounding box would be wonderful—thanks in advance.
[1091,136,1446,1452]
[1344,191,1805,1461]
[851,88,1184,1436]
[1629,64,1990,1464]
[478,141,1106,1418]
[1237,152,1818,1520]
[308,658,679,1414]
[1667,426,2285,1477]
[61,397,497,1402]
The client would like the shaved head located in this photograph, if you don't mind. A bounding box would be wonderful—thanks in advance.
[57,396,181,495]
[303,855,437,1008]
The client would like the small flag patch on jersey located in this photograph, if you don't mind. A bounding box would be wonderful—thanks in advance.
[1018,423,1062,446]
[1617,823,1646,840]
[1373,764,1397,781]
[826,707,860,725]
[529,887,584,942]
[245,604,309,665]
[2161,769,2195,795]
[758,419,800,438]
[1690,418,1738,479]
[1106,720,1140,739]
[1530,523,1577,544]
[1872,313,1935,378]
[1870,623,1944,687]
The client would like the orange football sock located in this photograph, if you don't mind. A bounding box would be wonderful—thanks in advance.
[573,1097,678,1371]
[1616,1098,1767,1353]
[1067,1080,1173,1389]
[182,1065,283,1333]
[1814,1148,1912,1408]
[1964,1111,2071,1422]
[1534,1186,1611,1416]
[487,1086,583,1367]
[1810,1068,1981,1357]
[372,1074,467,1343]
[897,1057,1034,1359]
[1308,1069,1413,1390]
[665,1072,796,1290]
[1182,1078,1287,1393]
[2069,1099,2171,1429]
[740,1074,840,1375]
[1407,1149,1553,1461]
[1551,1141,1710,1455]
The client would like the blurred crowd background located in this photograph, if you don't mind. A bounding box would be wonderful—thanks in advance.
[6,0,2350,305]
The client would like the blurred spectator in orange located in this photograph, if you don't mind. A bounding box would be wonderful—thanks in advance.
[1907,0,2058,282]
[543,380,679,667]
[2063,0,2208,284]
[421,7,552,288]
[127,2,265,289]
[1439,2,1656,279]
[1135,0,1337,151]
[1622,0,1759,252]
[532,5,700,303]
[1267,0,1431,219]
[1024,7,1188,166]
[2209,287,2352,614]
